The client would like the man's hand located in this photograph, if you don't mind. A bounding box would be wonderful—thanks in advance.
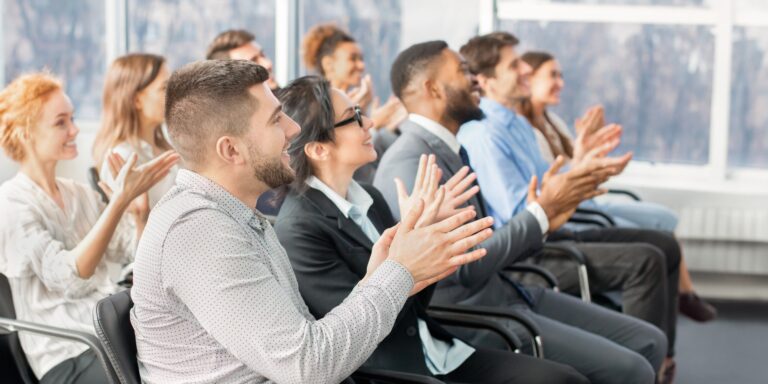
[530,156,605,231]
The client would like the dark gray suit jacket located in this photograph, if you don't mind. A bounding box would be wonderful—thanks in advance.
[373,120,544,308]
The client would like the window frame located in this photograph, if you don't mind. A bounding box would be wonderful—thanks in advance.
[485,1,768,190]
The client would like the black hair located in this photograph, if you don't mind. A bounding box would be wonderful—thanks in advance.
[390,40,448,99]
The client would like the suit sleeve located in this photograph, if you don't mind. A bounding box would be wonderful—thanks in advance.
[373,150,543,293]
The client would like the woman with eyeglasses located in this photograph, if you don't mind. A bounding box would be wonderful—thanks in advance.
[272,76,590,384]
[302,23,408,182]
[0,72,177,383]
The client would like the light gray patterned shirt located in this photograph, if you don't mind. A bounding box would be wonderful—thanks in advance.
[130,170,414,384]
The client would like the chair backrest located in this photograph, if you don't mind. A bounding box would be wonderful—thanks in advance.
[92,290,140,384]
[0,274,39,384]
[87,167,109,204]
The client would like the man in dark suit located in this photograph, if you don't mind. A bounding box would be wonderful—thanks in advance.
[274,75,588,384]
[374,41,678,383]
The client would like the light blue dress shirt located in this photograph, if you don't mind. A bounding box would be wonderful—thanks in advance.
[306,176,475,375]
[458,98,556,228]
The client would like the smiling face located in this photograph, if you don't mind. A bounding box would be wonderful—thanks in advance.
[324,88,377,169]
[491,44,533,103]
[324,42,366,89]
[25,89,80,163]
[436,49,484,126]
[529,59,564,106]
[241,83,300,188]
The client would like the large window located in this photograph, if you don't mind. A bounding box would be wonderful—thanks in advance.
[505,20,714,164]
[2,0,106,119]
[127,0,276,71]
[730,27,768,168]
[495,0,768,175]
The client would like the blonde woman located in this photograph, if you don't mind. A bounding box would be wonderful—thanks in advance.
[93,53,176,208]
[0,72,177,383]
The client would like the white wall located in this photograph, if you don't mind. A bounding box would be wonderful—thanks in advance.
[400,0,479,51]
[0,129,96,185]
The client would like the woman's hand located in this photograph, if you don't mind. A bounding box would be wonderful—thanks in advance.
[103,151,179,212]
[347,74,374,110]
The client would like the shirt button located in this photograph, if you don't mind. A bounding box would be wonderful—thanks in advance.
[406,326,417,336]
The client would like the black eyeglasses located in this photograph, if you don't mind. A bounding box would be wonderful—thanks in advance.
[333,105,363,128]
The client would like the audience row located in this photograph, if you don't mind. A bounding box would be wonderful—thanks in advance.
[0,24,719,384]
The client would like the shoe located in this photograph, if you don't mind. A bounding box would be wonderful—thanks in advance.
[679,292,717,322]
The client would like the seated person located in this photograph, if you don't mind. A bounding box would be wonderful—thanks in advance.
[374,40,678,383]
[517,50,715,322]
[302,23,407,182]
[129,59,495,384]
[0,72,177,383]
[456,32,683,380]
[207,29,285,214]
[274,75,589,384]
[94,53,177,209]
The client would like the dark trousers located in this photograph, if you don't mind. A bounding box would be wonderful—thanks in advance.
[546,228,681,356]
[437,347,588,384]
[40,349,108,384]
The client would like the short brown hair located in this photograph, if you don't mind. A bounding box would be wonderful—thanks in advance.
[0,72,62,162]
[460,32,520,78]
[165,60,269,165]
[206,29,255,60]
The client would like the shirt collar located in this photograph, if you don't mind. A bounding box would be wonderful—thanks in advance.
[479,97,520,127]
[408,113,462,155]
[306,176,373,219]
[174,169,268,231]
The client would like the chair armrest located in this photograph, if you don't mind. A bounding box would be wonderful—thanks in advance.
[504,264,559,291]
[428,304,544,358]
[352,366,445,383]
[542,243,591,302]
[570,208,616,227]
[607,189,642,201]
[426,309,523,353]
[0,317,117,384]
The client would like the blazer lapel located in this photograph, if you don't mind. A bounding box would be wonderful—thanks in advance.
[400,120,488,215]
[303,188,375,251]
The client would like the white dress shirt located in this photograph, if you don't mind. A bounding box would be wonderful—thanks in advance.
[307,176,475,375]
[130,170,413,384]
[0,172,134,378]
[99,140,178,208]
[408,114,550,233]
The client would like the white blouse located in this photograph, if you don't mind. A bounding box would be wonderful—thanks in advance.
[99,140,178,208]
[0,172,134,378]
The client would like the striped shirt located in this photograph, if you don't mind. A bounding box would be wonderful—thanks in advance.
[130,169,414,384]
[0,172,133,378]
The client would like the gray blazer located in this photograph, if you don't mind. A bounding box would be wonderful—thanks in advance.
[373,120,544,308]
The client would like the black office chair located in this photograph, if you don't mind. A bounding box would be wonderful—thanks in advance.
[93,289,535,383]
[0,273,115,384]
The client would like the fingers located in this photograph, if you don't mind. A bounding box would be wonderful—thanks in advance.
[544,156,566,181]
[432,208,478,233]
[452,185,480,207]
[116,153,138,183]
[398,198,425,234]
[446,216,494,244]
[450,171,477,198]
[426,164,440,198]
[395,177,409,204]
[447,247,489,267]
[526,175,538,205]
[444,166,469,190]
[97,181,113,199]
[417,186,445,228]
[413,154,428,194]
